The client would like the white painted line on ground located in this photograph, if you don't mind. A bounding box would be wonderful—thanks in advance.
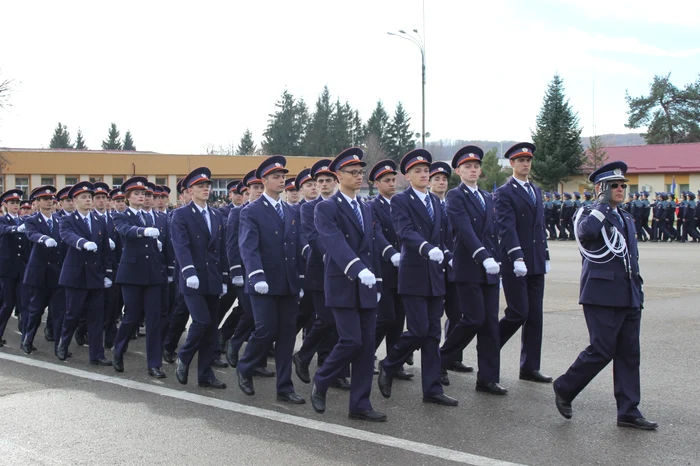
[1,352,526,466]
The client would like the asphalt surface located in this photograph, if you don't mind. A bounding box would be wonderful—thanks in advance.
[1,241,699,466]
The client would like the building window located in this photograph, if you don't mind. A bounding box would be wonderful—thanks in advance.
[41,176,55,186]
[628,185,638,194]
[155,177,167,186]
[90,176,103,183]
[15,176,29,198]
[0,176,4,194]
[65,176,78,186]
[210,178,233,201]
[665,184,689,195]
[112,176,125,189]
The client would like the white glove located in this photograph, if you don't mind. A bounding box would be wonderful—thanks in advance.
[254,281,269,294]
[514,260,528,277]
[483,257,500,275]
[104,277,113,288]
[545,260,551,274]
[44,238,58,248]
[428,247,444,263]
[186,276,200,289]
[448,259,453,268]
[157,240,163,252]
[17,224,26,233]
[221,284,228,295]
[299,288,304,299]
[167,276,174,283]
[84,241,98,252]
[377,292,382,303]
[357,268,376,287]
[390,253,401,267]
[109,238,115,250]
[144,227,160,238]
[232,275,244,287]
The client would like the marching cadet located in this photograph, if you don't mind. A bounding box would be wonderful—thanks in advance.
[430,160,473,381]
[111,189,128,213]
[111,177,168,377]
[439,146,506,395]
[682,192,699,242]
[219,179,241,217]
[56,186,75,217]
[284,178,301,205]
[236,156,306,403]
[554,161,657,430]
[293,167,319,339]
[544,193,556,240]
[667,193,678,239]
[56,182,113,366]
[20,186,66,355]
[296,169,318,204]
[225,172,273,377]
[494,142,552,384]
[559,193,575,240]
[170,168,227,389]
[368,160,412,380]
[311,147,387,422]
[378,149,459,407]
[582,191,594,207]
[20,200,33,216]
[573,192,582,210]
[155,185,171,214]
[630,193,647,242]
[293,159,352,390]
[551,192,562,239]
[0,189,31,347]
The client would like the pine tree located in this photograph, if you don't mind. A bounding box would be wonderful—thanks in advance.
[303,86,334,156]
[329,100,353,154]
[49,122,73,149]
[122,130,136,151]
[262,90,308,155]
[75,128,87,150]
[385,102,416,164]
[101,123,122,150]
[586,134,608,171]
[478,147,512,191]
[531,74,584,190]
[236,129,256,155]
[365,100,390,152]
[350,110,365,147]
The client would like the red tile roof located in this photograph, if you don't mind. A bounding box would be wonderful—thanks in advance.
[590,143,700,174]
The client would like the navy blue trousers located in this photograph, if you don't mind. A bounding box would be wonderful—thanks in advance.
[179,294,219,382]
[314,305,376,413]
[440,283,500,383]
[499,273,545,371]
[374,287,405,354]
[163,288,190,354]
[383,295,444,397]
[555,305,643,420]
[0,276,27,339]
[442,281,463,363]
[23,286,65,351]
[227,287,258,363]
[296,292,348,378]
[60,288,106,361]
[114,284,164,369]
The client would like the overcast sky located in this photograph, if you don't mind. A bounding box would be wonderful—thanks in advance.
[1,0,698,154]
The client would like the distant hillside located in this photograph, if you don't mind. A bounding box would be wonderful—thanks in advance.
[427,133,645,161]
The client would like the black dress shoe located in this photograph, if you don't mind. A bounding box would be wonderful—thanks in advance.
[20,340,33,354]
[0,339,6,347]
[199,377,227,389]
[44,326,54,342]
[293,352,311,383]
[331,377,351,390]
[553,383,572,419]
[90,358,113,366]
[113,355,124,372]
[56,343,68,361]
[176,359,189,385]
[423,393,459,406]
[439,369,450,386]
[519,369,553,383]
[448,361,474,373]
[163,351,177,364]
[311,383,326,413]
[277,391,305,404]
[65,351,73,358]
[349,409,387,422]
[377,359,392,398]
[266,348,275,359]
[237,368,255,396]
[405,354,414,366]
[225,341,239,368]
[211,358,229,368]
[104,341,114,350]
[148,367,166,378]
[617,417,658,430]
[476,380,508,395]
[395,369,414,381]
[252,367,275,378]
[75,332,87,346]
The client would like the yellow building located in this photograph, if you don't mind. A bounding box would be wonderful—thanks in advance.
[0,148,322,204]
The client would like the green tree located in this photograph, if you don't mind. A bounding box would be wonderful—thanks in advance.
[478,147,512,191]
[531,74,584,190]
[236,129,256,155]
[625,73,700,144]
[385,102,416,164]
[350,109,365,147]
[75,128,87,150]
[586,134,608,172]
[364,100,390,152]
[262,90,308,155]
[303,85,334,156]
[122,130,136,151]
[102,123,122,150]
[329,100,353,154]
[49,122,73,149]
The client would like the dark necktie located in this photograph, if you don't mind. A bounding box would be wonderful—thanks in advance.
[14,217,20,226]
[351,200,364,230]
[524,183,536,204]
[139,211,147,226]
[83,216,91,233]
[440,200,447,218]
[475,190,486,211]
[425,195,434,223]
[275,202,284,220]
[47,217,53,232]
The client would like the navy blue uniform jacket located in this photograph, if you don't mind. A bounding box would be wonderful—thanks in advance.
[0,214,31,279]
[113,209,167,285]
[369,196,401,290]
[58,211,113,289]
[301,197,326,293]
[23,212,67,288]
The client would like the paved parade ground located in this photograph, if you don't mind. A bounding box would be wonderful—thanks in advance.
[1,241,699,466]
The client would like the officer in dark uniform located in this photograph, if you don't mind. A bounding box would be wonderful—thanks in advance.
[219,179,241,217]
[293,159,353,390]
[544,193,556,240]
[311,147,387,421]
[170,168,227,389]
[683,192,699,242]
[551,192,562,239]
[666,193,678,239]
[640,192,652,239]
[582,191,593,207]
[111,188,128,214]
[630,192,646,242]
[112,177,168,377]
[494,143,552,383]
[553,161,657,430]
[56,182,113,365]
[236,156,306,403]
[573,192,582,210]
[559,193,575,240]
[20,186,66,355]
[293,167,317,338]
[378,149,458,407]
[0,189,31,347]
[56,186,75,217]
[439,146,506,395]
[20,200,33,216]
[92,182,119,348]
[296,168,318,205]
[284,178,301,206]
